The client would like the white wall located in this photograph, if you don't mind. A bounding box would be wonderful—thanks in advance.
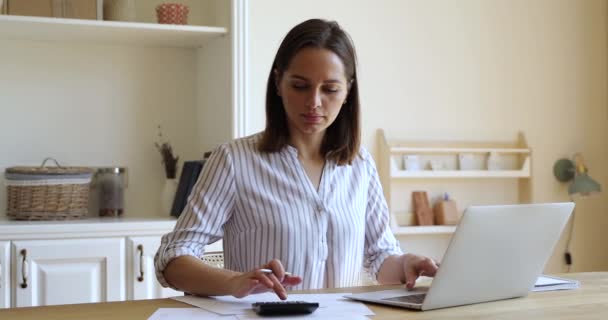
[0,0,232,218]
[248,0,608,272]
[0,40,201,217]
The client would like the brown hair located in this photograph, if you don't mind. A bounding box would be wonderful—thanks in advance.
[257,19,361,165]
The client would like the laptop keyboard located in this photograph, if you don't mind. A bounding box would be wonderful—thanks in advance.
[383,293,426,305]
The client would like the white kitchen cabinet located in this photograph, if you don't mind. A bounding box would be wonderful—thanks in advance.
[0,241,9,308]
[128,236,223,300]
[12,238,126,307]
[127,236,180,300]
[0,217,223,308]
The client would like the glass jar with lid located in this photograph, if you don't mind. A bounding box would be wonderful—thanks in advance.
[97,167,127,217]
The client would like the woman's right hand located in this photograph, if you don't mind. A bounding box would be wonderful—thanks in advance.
[229,259,302,299]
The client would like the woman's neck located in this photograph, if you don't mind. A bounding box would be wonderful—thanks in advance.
[289,131,325,161]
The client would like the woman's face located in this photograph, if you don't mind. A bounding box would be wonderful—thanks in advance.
[276,47,349,138]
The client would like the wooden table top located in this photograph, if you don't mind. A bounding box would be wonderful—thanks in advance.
[1,272,606,319]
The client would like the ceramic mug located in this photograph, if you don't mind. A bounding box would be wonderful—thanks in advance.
[487,152,502,170]
[458,153,475,170]
[404,155,421,171]
[103,0,137,22]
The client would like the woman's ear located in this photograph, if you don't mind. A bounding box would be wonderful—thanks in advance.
[274,69,282,96]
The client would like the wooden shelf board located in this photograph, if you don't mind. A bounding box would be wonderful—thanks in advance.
[0,15,227,48]
[390,147,530,154]
[392,226,456,235]
[391,169,531,179]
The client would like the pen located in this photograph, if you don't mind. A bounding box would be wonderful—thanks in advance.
[260,268,292,276]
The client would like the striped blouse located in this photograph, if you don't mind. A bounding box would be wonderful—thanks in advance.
[154,133,402,290]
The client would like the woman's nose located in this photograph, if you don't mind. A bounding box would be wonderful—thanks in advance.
[306,89,322,109]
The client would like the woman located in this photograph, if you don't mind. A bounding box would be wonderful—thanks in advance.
[154,18,438,300]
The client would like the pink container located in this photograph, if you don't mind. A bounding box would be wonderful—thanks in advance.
[156,3,189,25]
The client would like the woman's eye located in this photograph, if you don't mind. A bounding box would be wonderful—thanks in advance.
[324,87,340,93]
[291,83,308,90]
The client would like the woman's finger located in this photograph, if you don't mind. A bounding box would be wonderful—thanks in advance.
[281,275,303,287]
[267,272,288,300]
[252,270,275,288]
[265,259,287,282]
[404,264,419,289]
[420,258,439,277]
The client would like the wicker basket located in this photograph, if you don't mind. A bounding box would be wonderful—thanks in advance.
[5,158,94,220]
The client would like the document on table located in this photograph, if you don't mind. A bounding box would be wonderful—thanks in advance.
[171,292,374,317]
[147,308,237,320]
[148,308,370,320]
[533,275,580,292]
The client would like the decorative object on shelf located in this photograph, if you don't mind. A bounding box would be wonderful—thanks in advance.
[155,3,189,25]
[458,153,476,170]
[171,151,212,217]
[97,167,127,217]
[430,159,446,171]
[5,0,99,19]
[486,151,502,170]
[103,0,136,22]
[155,125,179,179]
[4,158,94,220]
[155,125,179,215]
[412,191,434,225]
[160,177,179,216]
[404,155,421,171]
[553,153,602,272]
[433,193,460,225]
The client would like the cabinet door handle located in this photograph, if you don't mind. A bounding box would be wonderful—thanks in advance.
[20,249,28,289]
[0,260,3,288]
[137,244,144,282]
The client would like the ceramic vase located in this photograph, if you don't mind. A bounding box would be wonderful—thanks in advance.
[103,0,136,22]
[160,178,178,215]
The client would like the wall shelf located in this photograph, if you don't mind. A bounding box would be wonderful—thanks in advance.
[0,15,227,48]
[391,168,530,179]
[392,226,457,235]
[377,129,533,241]
[390,147,530,154]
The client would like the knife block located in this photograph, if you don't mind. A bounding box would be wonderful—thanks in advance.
[433,199,460,225]
[412,191,434,225]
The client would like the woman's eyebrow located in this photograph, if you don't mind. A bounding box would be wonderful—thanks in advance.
[290,74,344,83]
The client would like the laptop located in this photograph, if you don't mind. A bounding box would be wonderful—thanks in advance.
[345,202,574,311]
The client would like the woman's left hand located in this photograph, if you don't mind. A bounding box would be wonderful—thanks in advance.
[402,253,439,289]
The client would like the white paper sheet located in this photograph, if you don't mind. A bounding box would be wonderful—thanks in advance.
[532,275,580,292]
[147,308,237,320]
[236,308,371,319]
[172,292,374,316]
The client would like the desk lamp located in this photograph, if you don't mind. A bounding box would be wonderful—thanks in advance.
[553,153,602,271]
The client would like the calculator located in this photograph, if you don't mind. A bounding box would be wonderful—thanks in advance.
[252,301,319,316]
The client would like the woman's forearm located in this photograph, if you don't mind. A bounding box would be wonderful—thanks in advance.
[376,254,405,284]
[163,255,240,296]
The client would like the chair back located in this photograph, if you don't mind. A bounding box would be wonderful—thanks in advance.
[201,251,224,268]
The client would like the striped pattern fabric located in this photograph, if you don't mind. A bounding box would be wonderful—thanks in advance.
[154,133,402,290]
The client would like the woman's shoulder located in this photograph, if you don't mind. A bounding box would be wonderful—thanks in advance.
[214,132,263,158]
[350,146,379,175]
[354,145,374,164]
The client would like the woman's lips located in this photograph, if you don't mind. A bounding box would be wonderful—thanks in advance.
[303,114,323,123]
